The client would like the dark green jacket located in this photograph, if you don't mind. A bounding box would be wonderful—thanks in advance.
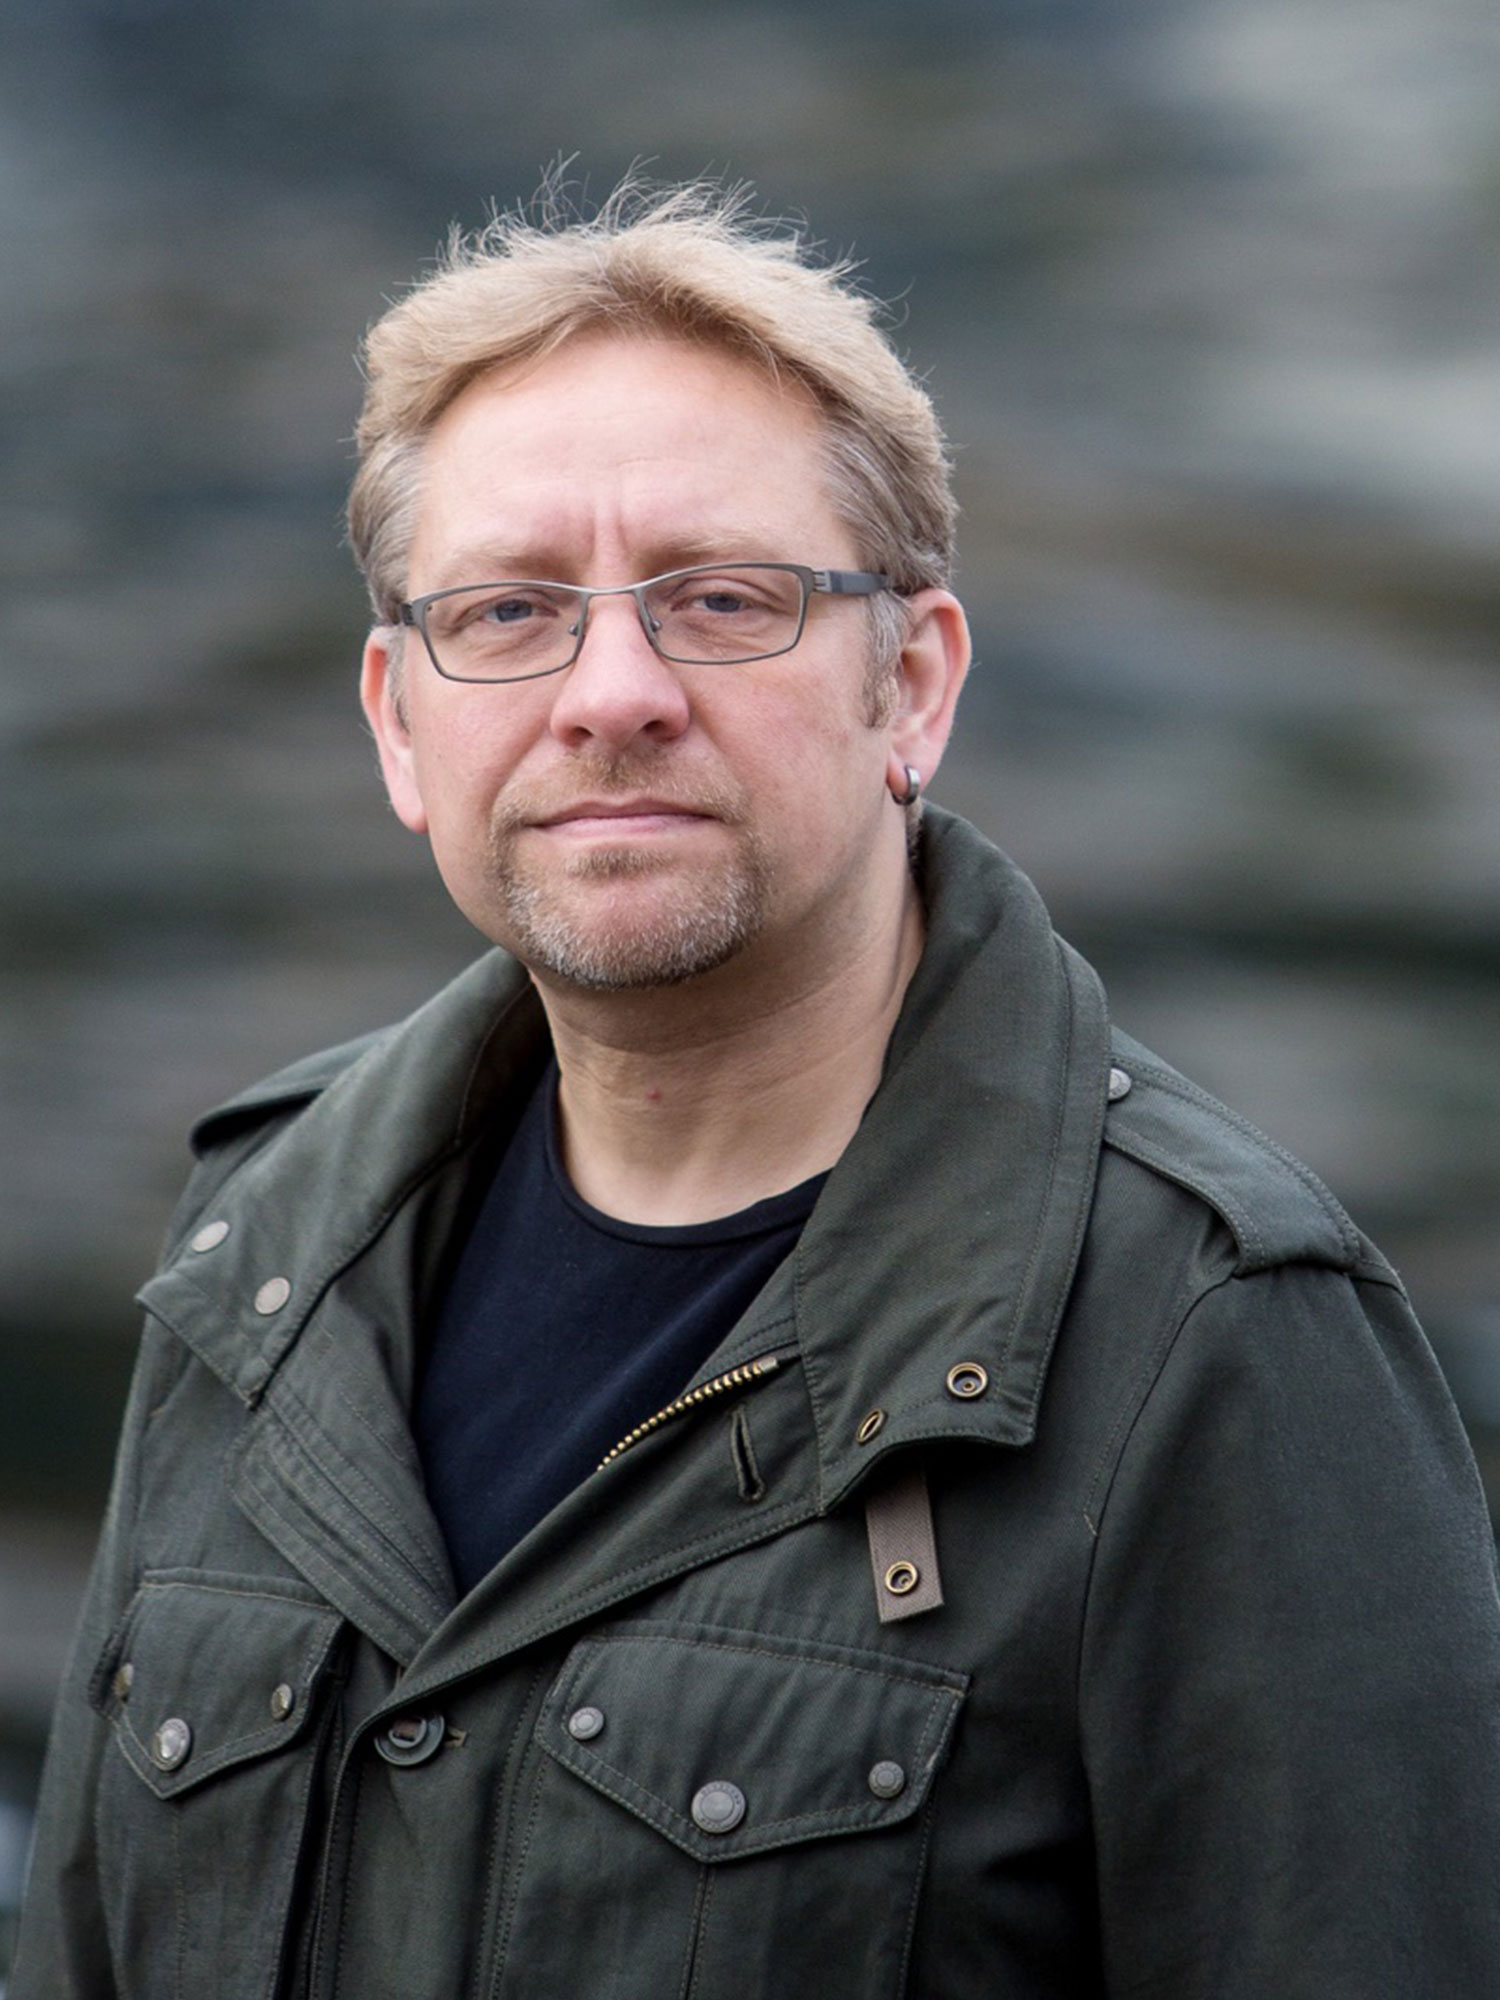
[17,810,1500,1998]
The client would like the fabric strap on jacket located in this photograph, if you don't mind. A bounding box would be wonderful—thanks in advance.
[865,1461,944,1623]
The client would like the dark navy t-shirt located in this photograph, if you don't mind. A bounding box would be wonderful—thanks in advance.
[416,1064,823,1596]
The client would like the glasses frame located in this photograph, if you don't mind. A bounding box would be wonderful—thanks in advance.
[397,562,891,684]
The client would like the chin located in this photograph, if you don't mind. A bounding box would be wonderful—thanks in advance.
[488,850,773,993]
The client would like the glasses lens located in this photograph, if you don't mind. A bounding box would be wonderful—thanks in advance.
[423,583,582,681]
[646,566,806,663]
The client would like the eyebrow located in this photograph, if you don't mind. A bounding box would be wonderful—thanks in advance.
[419,535,795,590]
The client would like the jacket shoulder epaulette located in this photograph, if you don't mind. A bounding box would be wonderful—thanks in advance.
[1103,1030,1365,1276]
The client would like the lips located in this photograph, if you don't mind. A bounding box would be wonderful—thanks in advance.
[491,762,745,846]
[530,797,716,831]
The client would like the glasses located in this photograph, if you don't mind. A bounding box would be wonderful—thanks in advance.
[398,562,890,684]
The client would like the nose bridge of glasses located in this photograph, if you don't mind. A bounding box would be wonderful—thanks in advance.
[573,580,666,655]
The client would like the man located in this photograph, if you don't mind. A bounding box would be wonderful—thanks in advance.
[16,183,1500,1998]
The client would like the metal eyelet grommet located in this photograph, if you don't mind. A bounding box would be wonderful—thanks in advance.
[884,1561,920,1596]
[945,1361,988,1400]
[856,1408,887,1445]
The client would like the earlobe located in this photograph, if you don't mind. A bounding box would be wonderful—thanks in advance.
[360,630,430,835]
[888,761,923,806]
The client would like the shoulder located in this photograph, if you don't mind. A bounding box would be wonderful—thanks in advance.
[183,948,541,1165]
[1100,1030,1370,1279]
[151,1029,400,1259]
[158,950,545,1260]
[186,1028,396,1159]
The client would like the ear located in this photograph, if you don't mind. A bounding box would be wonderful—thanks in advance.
[360,628,430,835]
[887,588,971,782]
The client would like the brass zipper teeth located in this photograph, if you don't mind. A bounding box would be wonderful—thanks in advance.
[599,1355,783,1468]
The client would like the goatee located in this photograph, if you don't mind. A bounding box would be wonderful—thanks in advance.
[485,763,772,991]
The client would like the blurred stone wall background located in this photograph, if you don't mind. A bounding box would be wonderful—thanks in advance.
[3,0,1499,1912]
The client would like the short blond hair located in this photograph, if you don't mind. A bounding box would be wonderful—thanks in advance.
[348,180,957,647]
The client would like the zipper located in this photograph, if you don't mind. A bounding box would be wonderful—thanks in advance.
[598,1354,783,1468]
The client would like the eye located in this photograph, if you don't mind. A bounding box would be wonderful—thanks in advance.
[707,585,771,615]
[429,585,570,641]
[476,587,570,627]
[669,573,782,616]
[483,594,538,625]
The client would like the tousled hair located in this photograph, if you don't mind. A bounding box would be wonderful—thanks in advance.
[348,178,957,680]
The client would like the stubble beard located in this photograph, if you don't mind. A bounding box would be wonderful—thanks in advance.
[484,764,774,992]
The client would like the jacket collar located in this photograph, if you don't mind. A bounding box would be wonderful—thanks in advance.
[137,956,550,1404]
[795,808,1111,1507]
[139,810,1110,1501]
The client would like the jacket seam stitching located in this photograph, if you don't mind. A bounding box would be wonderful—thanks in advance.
[474,1661,550,2000]
[243,1436,444,1628]
[489,1760,549,1993]
[1079,1271,1229,1541]
[993,936,1090,1413]
[405,1503,815,1694]
[233,1453,436,1661]
[251,1398,451,1622]
[563,1629,962,1695]
[1107,1060,1359,1262]
[895,1789,941,1994]
[679,1866,713,2000]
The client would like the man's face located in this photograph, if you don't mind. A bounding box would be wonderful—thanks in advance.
[363,332,954,999]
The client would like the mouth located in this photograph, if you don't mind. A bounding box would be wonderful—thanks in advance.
[530,799,718,837]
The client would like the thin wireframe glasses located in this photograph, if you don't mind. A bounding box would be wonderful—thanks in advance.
[398,562,889,684]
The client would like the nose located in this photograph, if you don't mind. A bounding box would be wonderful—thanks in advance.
[546,589,691,752]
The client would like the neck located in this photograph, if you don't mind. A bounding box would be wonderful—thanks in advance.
[533,875,925,1226]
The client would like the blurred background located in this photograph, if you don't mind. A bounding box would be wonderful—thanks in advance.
[3,0,1499,1961]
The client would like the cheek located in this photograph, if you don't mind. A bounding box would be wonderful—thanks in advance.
[727,655,878,769]
[406,692,539,809]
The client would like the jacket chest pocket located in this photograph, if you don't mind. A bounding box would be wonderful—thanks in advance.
[493,1622,967,2000]
[91,1571,344,2000]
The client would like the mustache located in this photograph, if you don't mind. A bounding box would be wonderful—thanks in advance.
[490,754,746,834]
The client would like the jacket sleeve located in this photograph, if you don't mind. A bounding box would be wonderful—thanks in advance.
[1079,1255,1500,1998]
[10,1321,189,1999]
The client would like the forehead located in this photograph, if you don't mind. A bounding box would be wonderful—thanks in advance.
[408,332,848,582]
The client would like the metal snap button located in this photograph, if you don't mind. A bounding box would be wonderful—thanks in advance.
[270,1683,296,1722]
[884,1561,920,1596]
[567,1705,605,1742]
[254,1276,292,1316]
[375,1712,446,1767]
[868,1759,907,1799]
[190,1219,230,1253]
[691,1780,747,1834]
[151,1717,192,1771]
[113,1662,134,1702]
[1108,1065,1133,1103]
[945,1361,988,1400]
[856,1408,887,1445]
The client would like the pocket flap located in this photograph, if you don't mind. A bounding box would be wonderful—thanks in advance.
[537,1622,967,1863]
[92,1571,343,1800]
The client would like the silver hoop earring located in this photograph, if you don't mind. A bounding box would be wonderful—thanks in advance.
[892,764,922,807]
